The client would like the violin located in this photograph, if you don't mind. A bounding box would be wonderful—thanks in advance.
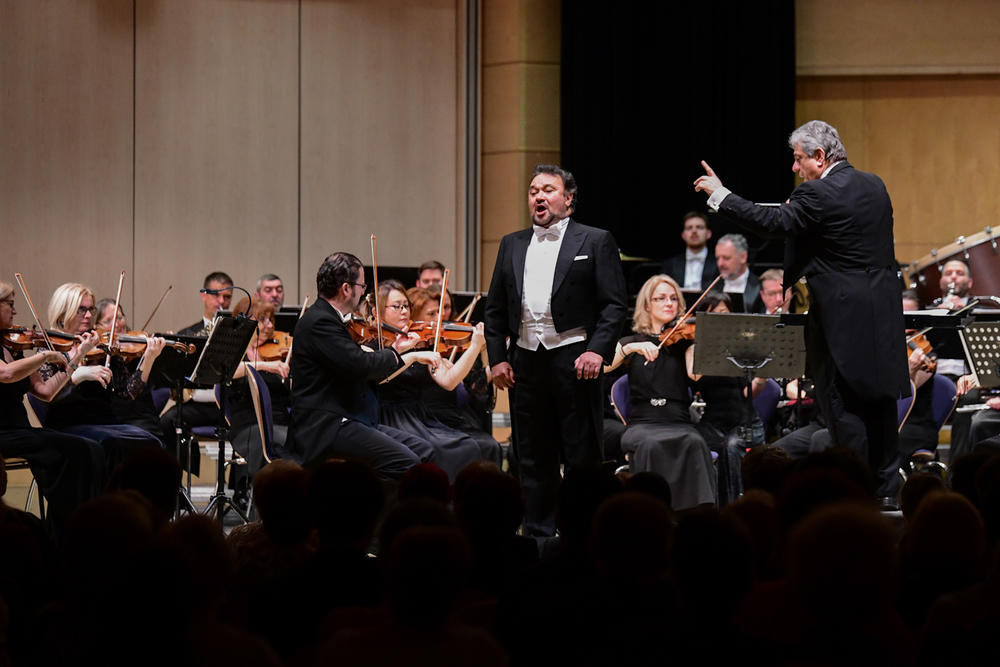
[659,318,697,347]
[346,313,408,348]
[85,329,196,363]
[407,320,476,353]
[257,331,292,362]
[0,326,76,353]
[906,331,938,374]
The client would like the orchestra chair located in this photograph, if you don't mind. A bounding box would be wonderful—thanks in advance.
[609,375,718,472]
[244,366,278,465]
[908,374,958,477]
[20,396,49,519]
[752,379,782,432]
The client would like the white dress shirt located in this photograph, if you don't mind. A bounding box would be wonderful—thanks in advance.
[683,247,708,290]
[517,217,588,351]
[723,268,750,295]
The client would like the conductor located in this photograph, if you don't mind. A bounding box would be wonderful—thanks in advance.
[694,120,910,501]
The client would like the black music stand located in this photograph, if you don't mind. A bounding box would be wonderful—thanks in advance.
[149,334,209,517]
[190,316,258,525]
[960,321,1000,389]
[693,313,806,446]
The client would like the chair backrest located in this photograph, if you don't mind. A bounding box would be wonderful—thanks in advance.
[752,378,782,429]
[150,387,171,415]
[26,394,47,426]
[610,375,631,425]
[245,366,277,463]
[897,380,916,431]
[931,374,959,430]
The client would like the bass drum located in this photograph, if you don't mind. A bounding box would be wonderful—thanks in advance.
[904,228,1000,305]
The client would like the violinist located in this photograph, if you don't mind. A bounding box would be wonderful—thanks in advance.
[604,275,716,510]
[376,280,489,480]
[0,280,104,536]
[410,284,502,467]
[225,297,292,505]
[95,299,166,445]
[286,252,441,484]
[161,271,232,441]
[898,290,939,468]
[691,292,765,505]
[41,283,162,476]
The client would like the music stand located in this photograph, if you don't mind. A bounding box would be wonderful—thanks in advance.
[693,312,806,446]
[149,334,209,517]
[190,316,258,524]
[960,321,1000,389]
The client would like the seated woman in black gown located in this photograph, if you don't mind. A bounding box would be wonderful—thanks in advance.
[898,290,937,467]
[41,283,164,477]
[375,280,488,482]
[604,275,716,510]
[0,280,106,536]
[408,287,502,467]
[691,291,765,506]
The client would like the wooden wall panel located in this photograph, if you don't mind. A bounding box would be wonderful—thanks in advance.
[797,75,1000,270]
[134,0,300,332]
[797,0,1000,75]
[299,0,464,292]
[0,0,134,324]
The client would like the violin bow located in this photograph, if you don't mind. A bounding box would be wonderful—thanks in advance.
[433,269,449,355]
[454,293,481,323]
[449,290,478,363]
[371,235,384,349]
[643,274,722,366]
[140,285,172,332]
[13,273,55,352]
[106,270,126,367]
[283,294,309,365]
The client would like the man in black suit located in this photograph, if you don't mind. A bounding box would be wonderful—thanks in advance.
[286,252,438,481]
[660,211,720,290]
[715,233,761,312]
[160,271,235,444]
[695,120,910,500]
[485,164,627,537]
[178,271,233,336]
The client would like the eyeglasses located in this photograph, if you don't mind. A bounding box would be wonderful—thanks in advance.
[386,303,410,312]
[0,300,13,309]
[76,306,98,317]
[350,282,368,293]
[651,296,679,304]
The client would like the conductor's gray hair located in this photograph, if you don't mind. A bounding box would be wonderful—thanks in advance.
[789,120,847,163]
[717,233,748,256]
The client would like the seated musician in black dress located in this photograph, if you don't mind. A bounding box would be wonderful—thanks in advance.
[0,280,104,536]
[604,275,716,510]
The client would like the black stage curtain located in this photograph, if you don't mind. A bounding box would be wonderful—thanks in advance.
[561,1,796,271]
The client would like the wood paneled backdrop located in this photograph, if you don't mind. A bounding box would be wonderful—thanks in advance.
[1,0,469,333]
[795,0,1000,280]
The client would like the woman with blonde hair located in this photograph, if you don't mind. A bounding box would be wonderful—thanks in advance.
[40,283,164,476]
[0,280,105,535]
[604,275,716,510]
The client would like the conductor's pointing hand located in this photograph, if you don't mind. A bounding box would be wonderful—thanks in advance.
[693,161,724,197]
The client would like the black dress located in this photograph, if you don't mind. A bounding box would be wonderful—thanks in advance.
[39,356,161,476]
[618,334,716,509]
[378,362,484,482]
[0,351,105,536]
[422,381,502,466]
[899,376,937,459]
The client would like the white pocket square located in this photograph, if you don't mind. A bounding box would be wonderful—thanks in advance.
[574,255,589,261]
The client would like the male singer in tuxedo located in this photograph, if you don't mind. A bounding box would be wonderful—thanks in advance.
[485,165,627,536]
[695,120,910,502]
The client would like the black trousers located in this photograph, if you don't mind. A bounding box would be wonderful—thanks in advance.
[510,341,603,537]
[812,349,900,498]
[0,426,105,537]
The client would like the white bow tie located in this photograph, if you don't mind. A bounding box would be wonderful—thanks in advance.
[533,225,561,242]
